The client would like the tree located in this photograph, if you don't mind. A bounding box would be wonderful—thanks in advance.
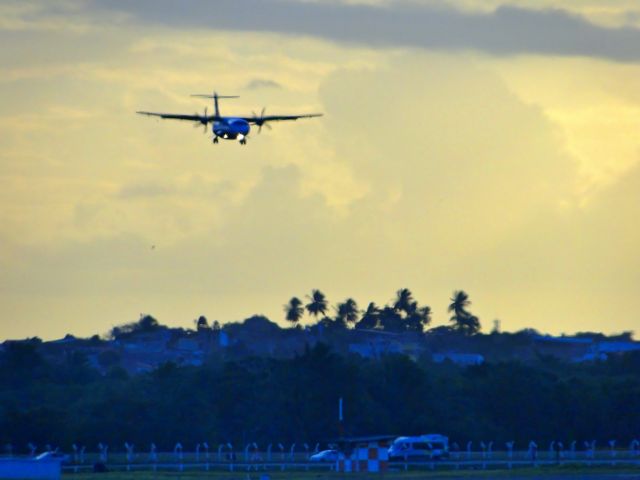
[138,314,160,332]
[110,314,161,339]
[418,305,432,324]
[97,350,121,369]
[356,302,381,329]
[389,290,432,332]
[195,315,209,331]
[379,306,404,333]
[335,298,359,327]
[449,290,470,318]
[243,315,280,334]
[317,316,345,332]
[284,297,304,327]
[448,290,481,335]
[306,289,329,321]
[393,288,415,315]
[406,305,432,332]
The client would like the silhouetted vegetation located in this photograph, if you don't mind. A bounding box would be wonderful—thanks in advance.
[284,297,304,327]
[1,341,639,451]
[291,288,434,334]
[449,290,481,335]
[1,290,638,452]
[110,314,162,339]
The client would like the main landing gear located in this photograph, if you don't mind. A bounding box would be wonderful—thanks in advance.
[212,135,247,145]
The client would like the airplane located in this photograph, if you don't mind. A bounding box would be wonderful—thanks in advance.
[137,92,323,145]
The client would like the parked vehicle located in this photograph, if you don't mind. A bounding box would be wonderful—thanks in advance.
[388,434,449,460]
[309,449,339,462]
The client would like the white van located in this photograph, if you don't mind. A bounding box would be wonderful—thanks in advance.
[388,434,449,460]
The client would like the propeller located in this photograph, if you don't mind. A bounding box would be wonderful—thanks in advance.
[193,107,209,134]
[252,107,272,134]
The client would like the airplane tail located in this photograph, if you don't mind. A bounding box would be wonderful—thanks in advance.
[191,92,239,117]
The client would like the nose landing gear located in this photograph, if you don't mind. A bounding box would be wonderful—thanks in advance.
[212,136,219,144]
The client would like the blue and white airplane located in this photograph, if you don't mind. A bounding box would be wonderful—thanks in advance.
[137,92,323,145]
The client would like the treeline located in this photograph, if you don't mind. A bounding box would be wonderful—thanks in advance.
[283,288,480,334]
[1,341,639,452]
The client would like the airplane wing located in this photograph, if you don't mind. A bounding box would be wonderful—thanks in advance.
[136,111,219,122]
[242,113,323,124]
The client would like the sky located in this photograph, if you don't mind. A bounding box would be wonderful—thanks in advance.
[1,0,640,340]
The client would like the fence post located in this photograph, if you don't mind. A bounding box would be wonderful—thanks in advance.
[124,442,134,471]
[506,441,514,469]
[528,441,537,466]
[28,443,37,457]
[174,442,183,471]
[150,443,157,471]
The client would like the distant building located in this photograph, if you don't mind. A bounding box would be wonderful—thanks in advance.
[349,340,403,358]
[121,339,167,354]
[533,335,593,344]
[571,352,608,363]
[595,341,640,354]
[175,338,199,352]
[432,352,484,366]
[131,361,156,373]
[534,335,640,363]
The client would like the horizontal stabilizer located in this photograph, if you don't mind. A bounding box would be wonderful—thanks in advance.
[191,94,239,99]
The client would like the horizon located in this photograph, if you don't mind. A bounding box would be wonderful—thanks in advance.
[2,297,636,343]
[2,1,640,341]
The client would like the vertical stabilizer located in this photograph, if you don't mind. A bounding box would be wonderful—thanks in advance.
[190,92,239,118]
[214,92,220,117]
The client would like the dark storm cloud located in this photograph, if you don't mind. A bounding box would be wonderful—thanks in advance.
[89,0,640,62]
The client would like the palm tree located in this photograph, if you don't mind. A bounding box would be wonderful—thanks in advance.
[418,305,432,324]
[284,297,304,327]
[448,290,481,335]
[393,288,415,314]
[449,290,470,317]
[335,298,359,326]
[306,289,329,320]
[356,302,380,329]
[406,305,432,332]
[379,306,404,333]
[459,314,481,335]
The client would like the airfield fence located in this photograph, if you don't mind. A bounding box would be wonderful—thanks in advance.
[49,448,640,474]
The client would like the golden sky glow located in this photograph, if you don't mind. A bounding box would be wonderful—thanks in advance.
[1,0,639,339]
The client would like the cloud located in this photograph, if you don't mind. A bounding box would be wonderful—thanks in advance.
[115,177,234,200]
[88,0,640,62]
[0,54,594,339]
[116,182,175,199]
[2,20,640,341]
[245,78,283,90]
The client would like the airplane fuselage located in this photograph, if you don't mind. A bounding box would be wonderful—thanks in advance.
[213,117,250,140]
